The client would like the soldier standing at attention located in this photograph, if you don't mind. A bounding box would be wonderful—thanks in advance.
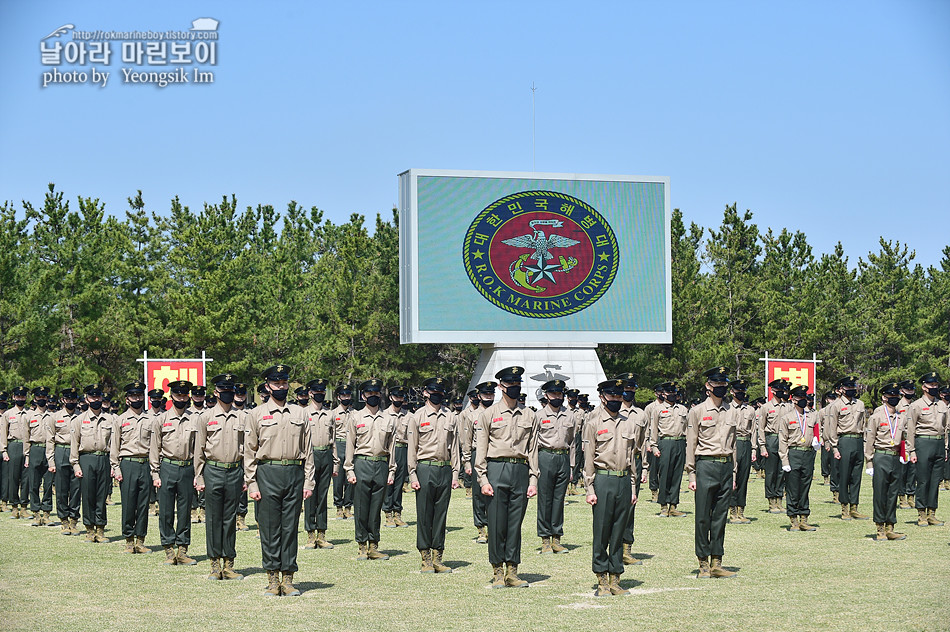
[190,384,207,524]
[778,385,819,532]
[895,380,917,509]
[757,379,793,514]
[70,384,112,543]
[47,388,82,534]
[535,379,578,555]
[819,391,839,498]
[407,377,460,573]
[0,391,7,513]
[1,386,31,518]
[865,383,909,541]
[26,387,53,525]
[111,381,153,554]
[383,385,410,528]
[245,365,315,596]
[151,380,198,565]
[565,388,583,496]
[644,384,665,504]
[332,384,355,520]
[906,372,947,527]
[616,373,649,566]
[344,379,396,560]
[826,375,870,521]
[459,389,479,498]
[474,366,539,589]
[194,374,246,580]
[302,378,337,550]
[584,378,638,597]
[686,367,738,579]
[649,381,689,518]
[146,389,165,517]
[728,380,755,525]
[462,381,495,544]
[231,383,252,531]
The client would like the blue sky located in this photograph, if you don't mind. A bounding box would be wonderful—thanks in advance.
[1,1,948,268]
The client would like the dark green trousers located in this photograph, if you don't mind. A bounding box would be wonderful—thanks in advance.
[785,449,814,517]
[53,445,80,521]
[158,461,193,546]
[303,448,333,532]
[822,445,838,492]
[944,444,950,480]
[353,458,387,543]
[536,450,569,538]
[731,439,752,507]
[383,443,408,513]
[623,456,642,544]
[257,462,304,572]
[28,444,53,512]
[415,462,452,550]
[471,451,488,528]
[836,436,863,505]
[571,434,584,484]
[204,463,242,559]
[78,453,110,527]
[647,451,659,492]
[914,436,944,510]
[694,458,732,558]
[485,460,529,565]
[119,459,150,538]
[657,437,686,506]
[872,452,900,524]
[591,471,631,575]
[899,460,916,495]
[763,434,785,499]
[4,442,27,505]
[333,439,353,509]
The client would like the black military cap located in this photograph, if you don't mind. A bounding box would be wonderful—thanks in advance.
[191,385,206,397]
[123,381,146,394]
[61,387,80,398]
[31,386,51,397]
[919,371,942,384]
[467,389,478,398]
[0,391,7,401]
[147,388,164,399]
[767,378,790,390]
[652,382,667,392]
[335,383,353,395]
[566,388,580,397]
[210,374,237,388]
[352,401,366,411]
[451,395,464,405]
[613,372,638,388]
[359,379,383,392]
[705,366,730,382]
[753,397,766,406]
[494,366,525,383]
[731,379,749,391]
[294,386,308,396]
[262,364,291,381]
[12,386,28,396]
[306,378,328,392]
[167,380,193,395]
[835,375,858,388]
[389,385,408,397]
[83,384,103,397]
[475,381,497,393]
[257,383,268,394]
[789,385,809,398]
[823,391,837,399]
[542,379,566,393]
[880,382,901,396]
[102,394,112,402]
[234,383,248,395]
[939,386,950,395]
[598,378,625,395]
[420,377,445,393]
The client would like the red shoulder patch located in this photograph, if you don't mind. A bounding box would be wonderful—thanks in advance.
[702,416,713,421]
[262,415,274,420]
[492,417,504,423]
[541,419,552,424]
[597,429,609,435]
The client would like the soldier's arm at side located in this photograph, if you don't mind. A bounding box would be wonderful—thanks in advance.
[406,412,419,486]
[301,417,315,494]
[243,412,260,496]
[193,413,207,489]
[685,408,699,486]
[474,409,490,489]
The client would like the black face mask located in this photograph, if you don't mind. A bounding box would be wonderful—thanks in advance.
[269,389,288,401]
[35,399,48,408]
[313,393,326,403]
[172,398,188,409]
[297,397,310,407]
[794,398,808,410]
[503,385,521,400]
[843,388,857,399]
[885,396,901,408]
[622,391,635,402]
[149,399,163,410]
[547,398,564,409]
[13,399,26,408]
[338,397,352,406]
[428,393,444,406]
[392,398,405,408]
[365,395,381,408]
[480,397,493,408]
[567,398,578,407]
[218,392,235,404]
[88,400,102,411]
[604,400,622,413]
[925,386,940,397]
[128,399,144,410]
[711,385,728,398]
[64,402,77,411]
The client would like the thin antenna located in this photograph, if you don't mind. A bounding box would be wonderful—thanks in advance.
[531,82,537,171]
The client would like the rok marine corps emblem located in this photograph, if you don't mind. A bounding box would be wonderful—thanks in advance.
[462,191,619,318]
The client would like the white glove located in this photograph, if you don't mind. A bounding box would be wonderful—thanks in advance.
[782,465,791,472]
[866,467,874,476]
[899,457,906,465]
[811,437,820,449]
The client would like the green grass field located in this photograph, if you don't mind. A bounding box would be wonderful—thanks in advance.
[1,469,948,632]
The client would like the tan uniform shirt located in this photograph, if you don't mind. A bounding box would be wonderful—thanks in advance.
[778,409,818,468]
[582,405,639,488]
[537,404,579,451]
[331,405,352,441]
[69,409,113,472]
[458,405,481,463]
[905,395,948,453]
[825,396,867,450]
[407,404,461,486]
[756,398,793,446]
[0,406,31,454]
[343,406,397,479]
[46,410,76,462]
[305,403,339,467]
[194,403,245,487]
[642,399,660,444]
[110,408,152,469]
[244,401,315,495]
[27,409,50,445]
[474,400,540,488]
[648,402,689,451]
[864,405,908,462]
[733,401,757,445]
[686,398,738,485]
[390,406,410,445]
[149,407,197,483]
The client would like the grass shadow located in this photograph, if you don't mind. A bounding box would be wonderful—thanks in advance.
[519,573,551,583]
[618,577,644,589]
[297,581,334,592]
[445,525,463,533]
[632,553,654,562]
[379,548,408,557]
[444,559,472,569]
[328,539,351,546]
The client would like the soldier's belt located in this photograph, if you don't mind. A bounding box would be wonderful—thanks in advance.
[395,442,408,448]
[839,432,862,437]
[874,449,899,455]
[539,447,569,454]
[697,455,732,463]
[487,457,528,465]
[260,459,303,466]
[207,460,241,469]
[915,434,944,439]
[660,435,685,440]
[54,443,70,449]
[418,459,451,467]
[81,450,108,456]
[736,436,751,441]
[7,439,22,443]
[789,447,813,452]
[162,458,192,466]
[596,468,628,477]
[765,432,778,437]
[121,456,148,463]
[312,445,332,451]
[355,455,387,462]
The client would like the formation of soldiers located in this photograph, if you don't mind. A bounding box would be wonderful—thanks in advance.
[1,365,948,598]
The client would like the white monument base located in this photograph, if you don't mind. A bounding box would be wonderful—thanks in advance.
[467,344,607,409]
